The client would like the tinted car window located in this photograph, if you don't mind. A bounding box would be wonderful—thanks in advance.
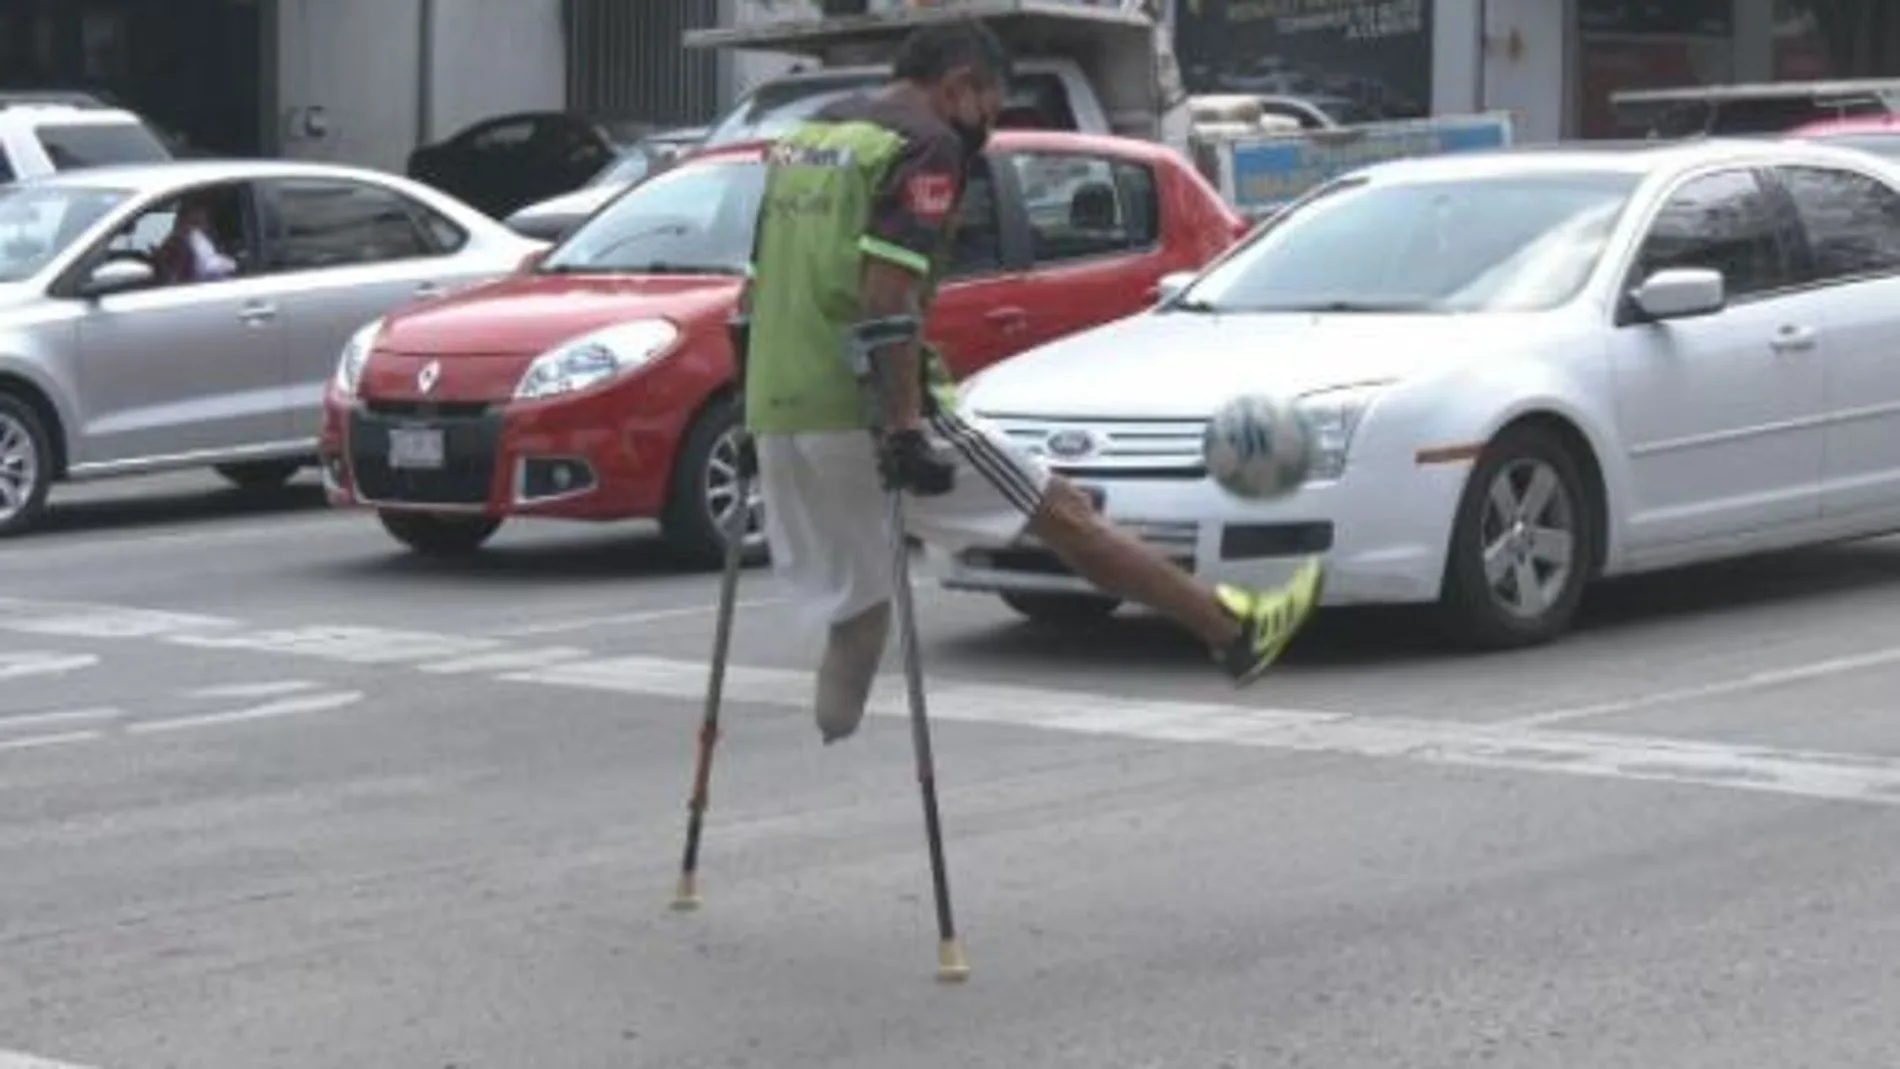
[1009,153,1159,262]
[1633,169,1791,298]
[1776,165,1900,281]
[35,122,172,170]
[265,179,440,269]
[946,165,1003,277]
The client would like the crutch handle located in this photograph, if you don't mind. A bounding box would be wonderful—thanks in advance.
[843,315,922,380]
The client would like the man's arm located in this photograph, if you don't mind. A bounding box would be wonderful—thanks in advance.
[857,128,964,432]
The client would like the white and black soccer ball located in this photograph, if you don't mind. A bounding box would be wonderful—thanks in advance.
[1202,393,1315,499]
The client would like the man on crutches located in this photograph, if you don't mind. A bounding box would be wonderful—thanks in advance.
[742,18,1324,744]
[681,15,1324,979]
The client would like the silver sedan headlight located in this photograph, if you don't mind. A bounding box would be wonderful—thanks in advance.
[1296,382,1389,481]
[514,319,680,401]
[332,318,384,397]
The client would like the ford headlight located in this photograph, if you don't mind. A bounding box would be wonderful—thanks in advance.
[1296,382,1388,481]
[332,318,384,397]
[515,319,679,400]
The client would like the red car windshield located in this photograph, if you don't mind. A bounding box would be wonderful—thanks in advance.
[539,157,765,276]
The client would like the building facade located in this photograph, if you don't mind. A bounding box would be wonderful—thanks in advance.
[2,0,1897,178]
[1174,0,1900,144]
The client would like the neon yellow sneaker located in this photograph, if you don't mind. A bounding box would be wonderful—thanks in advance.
[1214,557,1324,686]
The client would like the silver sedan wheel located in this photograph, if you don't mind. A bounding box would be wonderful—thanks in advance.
[0,410,41,527]
[1479,457,1576,620]
[703,426,764,551]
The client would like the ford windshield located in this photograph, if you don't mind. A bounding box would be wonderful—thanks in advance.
[1175,170,1643,315]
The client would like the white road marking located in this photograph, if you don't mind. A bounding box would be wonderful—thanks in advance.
[126,691,365,735]
[416,646,593,674]
[1499,643,1900,728]
[0,730,102,753]
[0,707,121,732]
[0,599,236,639]
[0,1048,101,1068]
[167,626,501,665]
[187,680,321,700]
[0,651,100,682]
[482,598,790,639]
[504,656,1900,809]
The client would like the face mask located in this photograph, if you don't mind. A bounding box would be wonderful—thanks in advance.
[952,117,989,159]
[948,83,992,160]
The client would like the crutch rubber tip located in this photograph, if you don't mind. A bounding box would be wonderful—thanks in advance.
[935,939,971,983]
[670,873,702,912]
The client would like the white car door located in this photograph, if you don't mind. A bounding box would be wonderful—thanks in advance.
[1766,162,1900,522]
[255,175,494,440]
[1605,165,1826,550]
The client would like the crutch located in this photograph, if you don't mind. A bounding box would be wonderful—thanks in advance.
[843,314,970,983]
[672,313,754,913]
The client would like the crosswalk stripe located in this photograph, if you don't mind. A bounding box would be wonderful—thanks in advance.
[502,655,1900,809]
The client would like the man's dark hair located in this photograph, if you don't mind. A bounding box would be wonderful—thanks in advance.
[891,18,1013,88]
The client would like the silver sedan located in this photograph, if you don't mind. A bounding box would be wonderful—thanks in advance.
[0,158,543,535]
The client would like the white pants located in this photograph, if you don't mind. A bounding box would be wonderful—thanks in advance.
[756,411,1053,633]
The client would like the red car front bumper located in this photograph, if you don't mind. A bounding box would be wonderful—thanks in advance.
[318,354,707,522]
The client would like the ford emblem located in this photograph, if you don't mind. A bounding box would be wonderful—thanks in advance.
[1045,428,1098,460]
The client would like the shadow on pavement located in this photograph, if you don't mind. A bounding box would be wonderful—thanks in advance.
[936,538,1900,671]
[25,479,328,539]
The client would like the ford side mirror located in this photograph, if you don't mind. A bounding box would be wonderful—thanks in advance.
[1629,267,1725,322]
[79,257,155,298]
[1152,270,1196,305]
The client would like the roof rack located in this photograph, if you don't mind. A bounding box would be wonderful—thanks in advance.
[1611,78,1900,107]
[0,90,113,111]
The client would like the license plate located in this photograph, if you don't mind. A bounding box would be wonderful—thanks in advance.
[388,427,445,470]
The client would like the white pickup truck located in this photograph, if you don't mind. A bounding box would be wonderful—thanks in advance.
[683,0,1514,220]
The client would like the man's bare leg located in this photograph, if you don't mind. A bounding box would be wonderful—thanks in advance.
[1025,475,1245,649]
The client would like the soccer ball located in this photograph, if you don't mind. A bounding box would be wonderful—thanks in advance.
[1202,393,1315,499]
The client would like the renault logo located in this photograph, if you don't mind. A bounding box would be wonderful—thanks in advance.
[417,360,441,395]
[1045,428,1098,460]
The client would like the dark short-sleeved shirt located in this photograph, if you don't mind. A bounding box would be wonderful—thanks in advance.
[744,92,965,434]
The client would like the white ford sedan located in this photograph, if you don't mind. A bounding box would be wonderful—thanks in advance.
[941,137,1900,648]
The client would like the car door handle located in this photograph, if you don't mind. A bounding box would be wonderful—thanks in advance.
[1770,324,1817,353]
[413,282,445,300]
[237,301,276,325]
[985,307,1027,333]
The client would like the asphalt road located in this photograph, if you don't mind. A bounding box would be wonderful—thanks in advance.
[7,473,1900,1068]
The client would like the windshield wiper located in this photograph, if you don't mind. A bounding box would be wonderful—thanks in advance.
[1165,297,1219,313]
[623,262,745,275]
[539,261,743,276]
[1258,299,1443,313]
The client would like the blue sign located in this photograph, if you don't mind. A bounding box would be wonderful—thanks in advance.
[1228,115,1514,214]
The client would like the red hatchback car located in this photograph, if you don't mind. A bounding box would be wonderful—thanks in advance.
[318,129,1247,564]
